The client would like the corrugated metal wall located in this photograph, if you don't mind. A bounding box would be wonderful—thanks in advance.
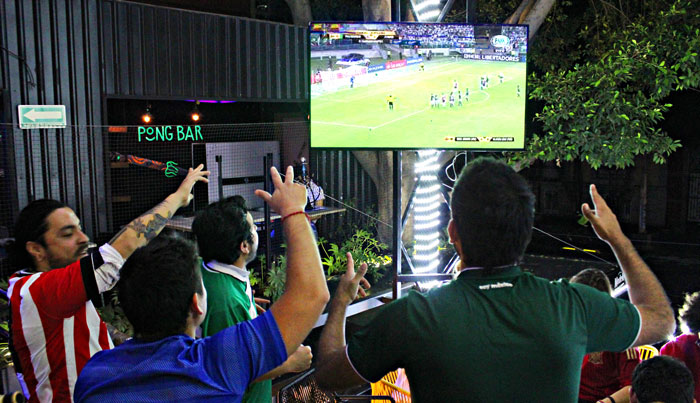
[0,0,312,239]
[100,1,309,101]
[0,0,107,237]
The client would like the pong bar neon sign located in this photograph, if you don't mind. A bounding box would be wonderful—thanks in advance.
[138,126,203,142]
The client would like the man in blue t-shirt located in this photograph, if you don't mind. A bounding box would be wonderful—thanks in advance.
[75,166,330,402]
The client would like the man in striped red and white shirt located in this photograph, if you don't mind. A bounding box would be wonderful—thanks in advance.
[7,165,209,402]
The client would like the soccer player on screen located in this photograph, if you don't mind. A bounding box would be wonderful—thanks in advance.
[517,85,521,97]
[350,76,355,89]
[465,88,469,102]
[449,92,455,108]
[458,91,463,107]
[499,73,504,84]
[386,94,395,111]
[441,93,447,108]
[453,79,458,91]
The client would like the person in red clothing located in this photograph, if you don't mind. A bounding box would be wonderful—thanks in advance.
[7,165,209,402]
[572,268,641,403]
[661,291,700,401]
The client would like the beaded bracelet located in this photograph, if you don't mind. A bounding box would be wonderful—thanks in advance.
[281,210,310,222]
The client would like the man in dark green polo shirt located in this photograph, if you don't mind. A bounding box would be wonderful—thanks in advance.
[316,157,675,402]
[193,195,312,403]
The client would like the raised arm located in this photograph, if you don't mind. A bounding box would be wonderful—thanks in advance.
[255,166,330,355]
[110,164,209,259]
[316,253,370,390]
[582,184,675,345]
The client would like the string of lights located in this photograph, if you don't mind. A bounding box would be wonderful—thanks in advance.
[413,150,443,274]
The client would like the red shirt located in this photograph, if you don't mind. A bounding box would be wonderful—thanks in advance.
[579,349,640,401]
[9,245,123,402]
[661,334,700,401]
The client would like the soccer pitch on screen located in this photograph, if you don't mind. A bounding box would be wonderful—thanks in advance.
[309,23,528,150]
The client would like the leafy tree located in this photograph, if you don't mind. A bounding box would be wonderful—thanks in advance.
[509,0,700,169]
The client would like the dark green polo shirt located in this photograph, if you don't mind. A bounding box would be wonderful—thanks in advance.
[347,266,641,402]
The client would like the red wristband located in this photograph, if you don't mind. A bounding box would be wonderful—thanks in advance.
[281,211,310,222]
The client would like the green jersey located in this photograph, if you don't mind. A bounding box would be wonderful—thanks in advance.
[348,266,640,402]
[200,261,271,403]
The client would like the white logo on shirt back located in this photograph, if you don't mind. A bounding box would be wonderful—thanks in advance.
[478,282,513,290]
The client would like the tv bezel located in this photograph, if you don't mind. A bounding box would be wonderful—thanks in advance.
[308,21,529,151]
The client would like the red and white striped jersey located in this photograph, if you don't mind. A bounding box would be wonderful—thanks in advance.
[8,244,124,402]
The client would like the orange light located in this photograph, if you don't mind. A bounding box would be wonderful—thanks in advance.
[190,101,201,122]
[108,126,128,133]
[142,113,152,124]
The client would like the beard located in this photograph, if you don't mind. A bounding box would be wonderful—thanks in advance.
[48,246,87,269]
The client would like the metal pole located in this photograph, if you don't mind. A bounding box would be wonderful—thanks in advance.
[394,0,401,22]
[263,153,273,275]
[392,151,403,299]
[216,155,223,201]
[466,0,476,23]
[437,0,457,22]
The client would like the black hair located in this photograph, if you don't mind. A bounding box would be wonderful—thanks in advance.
[9,199,68,269]
[632,356,694,403]
[679,291,700,334]
[118,235,203,341]
[570,268,613,295]
[450,157,535,268]
[192,196,252,265]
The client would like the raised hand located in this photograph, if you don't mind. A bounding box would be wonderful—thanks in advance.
[175,164,210,207]
[581,184,625,245]
[336,253,371,306]
[254,166,307,217]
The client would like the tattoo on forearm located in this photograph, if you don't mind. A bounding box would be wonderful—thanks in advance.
[127,212,171,241]
[109,201,173,243]
[109,225,130,244]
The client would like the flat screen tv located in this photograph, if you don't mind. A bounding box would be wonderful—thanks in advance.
[309,22,528,150]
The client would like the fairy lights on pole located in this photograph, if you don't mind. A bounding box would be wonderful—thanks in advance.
[413,150,442,275]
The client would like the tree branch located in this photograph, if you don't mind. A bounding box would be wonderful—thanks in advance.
[505,0,533,24]
[520,0,557,40]
[519,0,537,24]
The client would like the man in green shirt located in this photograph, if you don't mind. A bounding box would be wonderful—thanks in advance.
[193,195,312,403]
[316,157,675,402]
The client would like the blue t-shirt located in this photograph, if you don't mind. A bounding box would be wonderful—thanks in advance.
[74,311,287,402]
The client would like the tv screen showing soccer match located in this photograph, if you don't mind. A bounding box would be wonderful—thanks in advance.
[309,22,528,150]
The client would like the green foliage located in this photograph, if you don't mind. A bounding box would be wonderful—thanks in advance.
[320,229,389,281]
[0,342,12,368]
[509,0,699,170]
[249,271,261,288]
[259,253,287,302]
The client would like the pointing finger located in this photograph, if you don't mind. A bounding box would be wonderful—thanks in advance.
[346,252,355,276]
[356,263,368,281]
[285,166,294,184]
[270,166,283,189]
[589,184,609,211]
[255,189,272,203]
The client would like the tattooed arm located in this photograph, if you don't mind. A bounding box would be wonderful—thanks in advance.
[110,164,209,259]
